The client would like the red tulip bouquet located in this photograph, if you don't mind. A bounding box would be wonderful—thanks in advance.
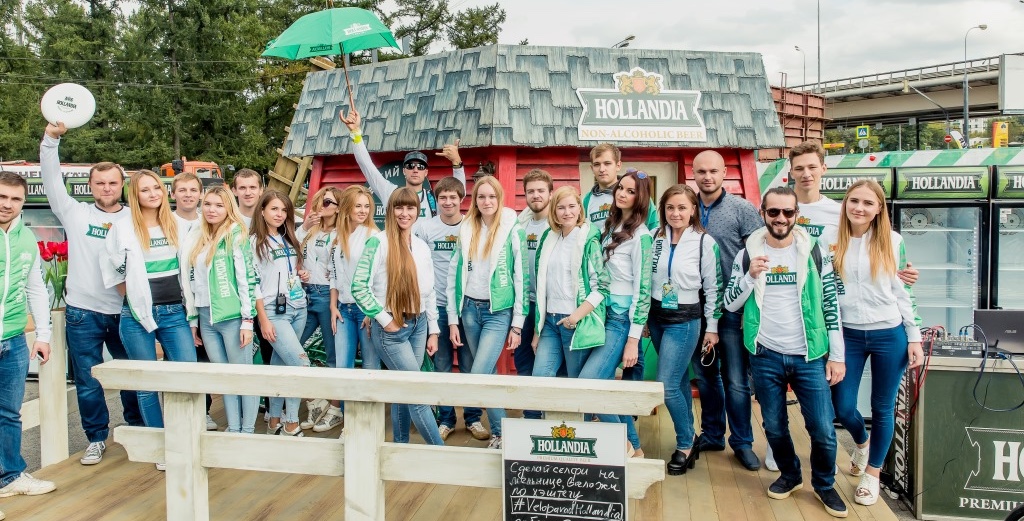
[37,241,69,310]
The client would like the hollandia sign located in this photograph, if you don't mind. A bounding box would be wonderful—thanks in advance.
[895,166,991,200]
[996,166,1024,199]
[576,67,706,142]
[816,168,893,201]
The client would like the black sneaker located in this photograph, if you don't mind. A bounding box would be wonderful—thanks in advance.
[814,487,848,518]
[734,447,761,471]
[766,476,803,500]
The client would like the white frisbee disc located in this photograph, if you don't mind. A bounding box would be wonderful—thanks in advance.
[40,83,96,129]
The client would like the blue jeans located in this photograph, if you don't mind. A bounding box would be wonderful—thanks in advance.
[515,302,564,420]
[119,303,197,429]
[649,318,702,451]
[371,313,443,445]
[333,302,373,413]
[692,309,753,450]
[833,325,909,469]
[434,306,482,428]
[750,346,837,492]
[268,306,309,424]
[0,335,29,487]
[198,308,258,434]
[459,298,509,437]
[301,285,335,367]
[65,304,143,442]
[579,309,641,450]
[533,313,590,379]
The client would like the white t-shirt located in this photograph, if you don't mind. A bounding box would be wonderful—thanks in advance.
[757,244,806,355]
[464,222,492,300]
[298,227,334,286]
[174,213,200,238]
[142,226,183,305]
[414,216,462,308]
[251,234,305,308]
[797,196,841,240]
[522,216,549,302]
[545,228,580,314]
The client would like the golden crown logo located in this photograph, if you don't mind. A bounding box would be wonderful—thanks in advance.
[102,222,112,230]
[527,233,537,241]
[444,235,457,242]
[615,69,662,96]
[550,422,576,439]
[599,203,611,211]
[771,265,788,274]
[829,243,838,253]
[797,216,810,225]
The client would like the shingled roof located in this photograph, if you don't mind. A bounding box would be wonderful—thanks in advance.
[283,44,785,157]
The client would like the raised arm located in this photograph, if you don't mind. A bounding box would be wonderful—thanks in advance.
[40,123,79,220]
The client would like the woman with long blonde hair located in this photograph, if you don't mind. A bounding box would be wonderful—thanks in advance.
[352,187,443,445]
[251,190,311,437]
[299,186,378,433]
[445,176,527,450]
[180,187,259,433]
[824,179,922,506]
[294,186,343,432]
[102,170,195,441]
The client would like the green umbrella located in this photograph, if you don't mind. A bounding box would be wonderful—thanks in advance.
[262,7,400,106]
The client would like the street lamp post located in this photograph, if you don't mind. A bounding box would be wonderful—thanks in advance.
[816,0,821,93]
[962,24,988,139]
[904,80,952,149]
[795,46,806,86]
[612,35,635,49]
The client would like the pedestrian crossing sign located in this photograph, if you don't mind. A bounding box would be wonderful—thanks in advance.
[856,125,870,139]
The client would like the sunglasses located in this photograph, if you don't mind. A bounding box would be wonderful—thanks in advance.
[404,163,428,171]
[624,168,649,180]
[764,208,797,218]
[322,199,337,208]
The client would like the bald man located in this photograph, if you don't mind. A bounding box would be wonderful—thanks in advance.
[690,150,764,471]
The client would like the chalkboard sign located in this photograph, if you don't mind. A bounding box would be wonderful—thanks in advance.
[503,418,627,521]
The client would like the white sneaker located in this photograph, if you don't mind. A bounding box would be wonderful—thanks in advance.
[312,406,343,433]
[850,445,869,476]
[155,463,166,471]
[300,399,329,430]
[0,473,56,497]
[438,425,454,441]
[467,421,490,440]
[854,473,880,506]
[280,424,305,437]
[206,415,219,431]
[487,435,503,450]
[80,441,105,465]
[765,444,779,472]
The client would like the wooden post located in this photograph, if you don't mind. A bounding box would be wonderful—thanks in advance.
[163,392,209,521]
[344,401,385,521]
[38,310,68,467]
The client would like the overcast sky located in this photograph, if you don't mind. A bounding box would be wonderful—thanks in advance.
[457,0,1024,86]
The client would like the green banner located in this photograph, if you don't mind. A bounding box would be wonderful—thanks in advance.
[995,166,1024,199]
[818,168,893,201]
[65,178,94,201]
[25,178,47,204]
[895,166,990,199]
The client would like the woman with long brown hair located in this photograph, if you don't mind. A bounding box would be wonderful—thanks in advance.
[649,184,723,475]
[581,168,654,457]
[102,170,196,441]
[824,179,922,506]
[352,187,443,446]
[250,190,310,437]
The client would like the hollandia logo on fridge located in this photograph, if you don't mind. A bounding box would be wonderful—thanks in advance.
[896,167,990,199]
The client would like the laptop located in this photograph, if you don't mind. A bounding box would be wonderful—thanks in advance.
[974,310,1024,355]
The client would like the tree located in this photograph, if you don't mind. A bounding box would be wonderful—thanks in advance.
[388,0,449,57]
[446,4,505,49]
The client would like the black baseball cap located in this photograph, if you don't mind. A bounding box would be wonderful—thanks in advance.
[403,151,428,167]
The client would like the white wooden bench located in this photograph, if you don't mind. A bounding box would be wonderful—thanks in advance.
[93,360,666,521]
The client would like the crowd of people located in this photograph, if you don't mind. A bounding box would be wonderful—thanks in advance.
[0,115,927,520]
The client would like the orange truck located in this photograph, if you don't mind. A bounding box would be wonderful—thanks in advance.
[158,157,231,188]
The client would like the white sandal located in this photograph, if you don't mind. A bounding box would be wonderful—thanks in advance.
[850,445,869,476]
[854,473,880,506]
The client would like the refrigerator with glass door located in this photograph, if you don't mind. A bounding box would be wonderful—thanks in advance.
[990,166,1024,310]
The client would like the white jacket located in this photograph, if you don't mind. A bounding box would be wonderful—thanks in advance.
[820,228,922,342]
[102,221,186,333]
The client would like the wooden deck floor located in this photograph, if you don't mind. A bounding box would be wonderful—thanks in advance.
[3,397,899,521]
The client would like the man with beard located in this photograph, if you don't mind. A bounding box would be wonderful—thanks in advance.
[723,186,847,518]
[690,150,764,471]
[515,169,554,419]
